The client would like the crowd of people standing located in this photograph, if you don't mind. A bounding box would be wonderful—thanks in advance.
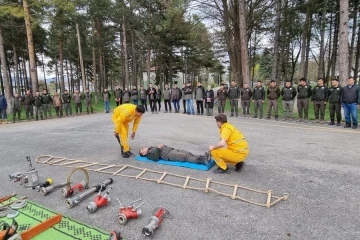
[0,76,359,129]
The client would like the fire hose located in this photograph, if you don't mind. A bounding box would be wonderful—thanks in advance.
[86,186,113,213]
[65,178,113,208]
[61,167,89,197]
[142,207,171,238]
[117,198,145,225]
[40,182,68,196]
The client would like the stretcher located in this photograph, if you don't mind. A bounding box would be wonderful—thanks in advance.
[135,156,216,171]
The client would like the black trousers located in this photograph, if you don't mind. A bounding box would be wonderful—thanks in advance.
[196,100,204,114]
[150,99,157,112]
[183,99,186,113]
[164,99,171,112]
[141,99,148,111]
[329,102,341,122]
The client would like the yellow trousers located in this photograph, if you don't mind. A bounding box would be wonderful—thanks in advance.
[211,148,249,170]
[116,122,130,152]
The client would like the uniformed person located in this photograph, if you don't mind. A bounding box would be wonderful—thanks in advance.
[33,91,43,120]
[209,114,249,174]
[62,89,72,117]
[131,86,139,105]
[73,89,82,115]
[163,84,172,113]
[112,104,145,158]
[148,83,157,114]
[296,78,312,122]
[10,93,21,123]
[228,80,240,117]
[281,80,297,121]
[312,78,328,124]
[22,90,34,121]
[84,88,94,114]
[266,80,280,120]
[217,83,227,114]
[252,81,265,119]
[139,144,211,164]
[41,89,52,119]
[139,86,148,111]
[240,83,252,117]
[114,85,123,106]
[328,79,342,126]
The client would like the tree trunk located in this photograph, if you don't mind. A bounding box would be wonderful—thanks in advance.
[54,58,58,92]
[304,17,313,80]
[98,49,104,91]
[23,0,38,94]
[271,0,281,82]
[146,47,151,88]
[21,53,29,90]
[338,0,349,86]
[59,39,65,94]
[76,23,86,92]
[0,25,12,101]
[299,5,311,79]
[41,54,47,90]
[122,16,129,88]
[318,3,326,79]
[65,60,70,91]
[331,10,340,79]
[349,0,359,75]
[13,46,21,95]
[92,46,98,103]
[354,22,360,83]
[0,66,4,96]
[131,30,137,87]
[69,62,75,92]
[239,0,250,86]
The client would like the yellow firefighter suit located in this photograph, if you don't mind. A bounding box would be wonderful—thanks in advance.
[211,122,249,170]
[112,104,142,152]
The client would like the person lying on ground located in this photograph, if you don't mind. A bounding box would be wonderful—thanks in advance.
[139,144,211,164]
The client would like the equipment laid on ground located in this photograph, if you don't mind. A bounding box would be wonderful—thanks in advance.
[9,173,22,181]
[35,155,289,208]
[65,178,113,208]
[142,207,171,238]
[86,186,113,213]
[109,230,123,240]
[0,194,16,204]
[117,198,145,225]
[40,182,68,196]
[61,167,89,197]
[35,178,53,192]
[0,197,27,209]
[0,214,62,240]
[20,157,39,188]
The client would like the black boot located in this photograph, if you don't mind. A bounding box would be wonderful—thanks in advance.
[235,162,245,172]
[344,122,351,128]
[328,121,335,125]
[336,121,341,126]
[213,167,229,174]
[352,123,358,129]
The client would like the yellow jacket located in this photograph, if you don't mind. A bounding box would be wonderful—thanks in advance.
[220,122,248,152]
[112,104,142,133]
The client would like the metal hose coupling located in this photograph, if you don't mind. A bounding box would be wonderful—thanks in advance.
[142,207,171,238]
[65,178,113,208]
[40,182,68,196]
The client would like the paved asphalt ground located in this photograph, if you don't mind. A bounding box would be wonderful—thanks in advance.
[1,110,360,240]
